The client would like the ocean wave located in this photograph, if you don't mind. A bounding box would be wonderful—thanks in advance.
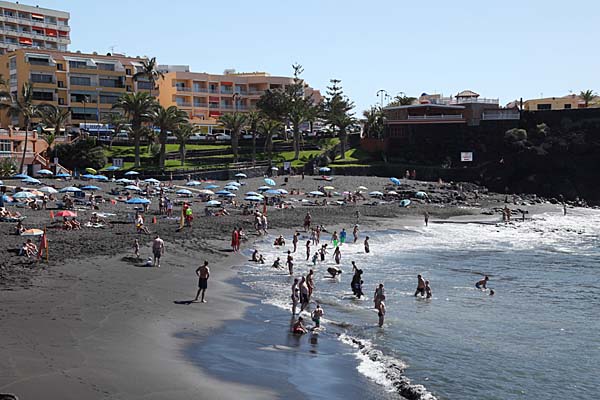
[339,334,438,400]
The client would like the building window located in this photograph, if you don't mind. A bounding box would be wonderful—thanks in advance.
[58,98,65,105]
[31,74,54,84]
[0,140,11,154]
[125,68,132,75]
[126,85,132,92]
[537,104,551,110]
[137,81,153,90]
[564,104,572,109]
[56,63,63,70]
[99,78,121,88]
[97,63,115,71]
[9,57,16,70]
[32,91,54,101]
[58,81,65,88]
[70,76,92,86]
[68,60,89,69]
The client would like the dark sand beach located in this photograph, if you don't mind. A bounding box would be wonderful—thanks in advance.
[0,174,546,399]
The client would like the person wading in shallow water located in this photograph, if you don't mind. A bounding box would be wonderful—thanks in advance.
[194,261,210,303]
[414,274,426,297]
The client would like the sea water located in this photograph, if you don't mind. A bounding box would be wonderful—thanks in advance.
[238,208,600,399]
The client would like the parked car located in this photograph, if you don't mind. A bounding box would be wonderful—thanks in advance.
[214,134,232,141]
[190,134,208,141]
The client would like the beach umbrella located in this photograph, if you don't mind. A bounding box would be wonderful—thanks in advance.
[215,190,232,196]
[204,184,219,189]
[357,186,368,191]
[55,210,77,218]
[198,189,215,195]
[270,166,279,171]
[93,175,109,181]
[176,189,193,195]
[2,195,13,202]
[144,178,160,184]
[59,186,82,193]
[82,174,96,179]
[265,189,281,195]
[124,171,139,176]
[257,186,271,191]
[105,166,120,171]
[81,185,101,191]
[226,181,241,187]
[186,180,202,186]
[323,186,335,190]
[235,173,247,178]
[415,191,428,199]
[310,191,325,196]
[278,189,289,195]
[36,169,53,176]
[390,177,402,186]
[21,228,44,237]
[224,185,239,191]
[264,178,276,186]
[39,186,58,194]
[55,172,71,178]
[244,196,263,202]
[124,185,142,191]
[369,191,384,197]
[319,167,331,173]
[245,191,261,197]
[12,173,30,179]
[22,177,41,185]
[85,167,97,174]
[224,193,236,198]
[388,191,398,195]
[115,178,133,184]
[206,200,221,207]
[13,191,37,199]
[126,197,151,205]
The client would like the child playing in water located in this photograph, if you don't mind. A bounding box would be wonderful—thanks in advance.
[311,304,324,328]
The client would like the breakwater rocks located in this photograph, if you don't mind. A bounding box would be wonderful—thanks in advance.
[341,335,438,400]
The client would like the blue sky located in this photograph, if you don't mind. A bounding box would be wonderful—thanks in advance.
[32,0,599,113]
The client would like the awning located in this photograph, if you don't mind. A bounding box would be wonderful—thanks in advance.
[31,13,44,20]
[19,37,33,45]
[45,29,57,37]
[209,96,219,102]
[221,82,233,86]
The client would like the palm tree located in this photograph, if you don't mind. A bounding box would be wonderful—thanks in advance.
[258,119,282,161]
[335,114,356,159]
[112,92,156,168]
[151,105,188,168]
[388,94,416,106]
[133,57,164,97]
[580,90,596,108]
[218,112,247,163]
[37,104,70,147]
[174,123,199,166]
[246,111,262,164]
[362,106,383,139]
[103,112,127,149]
[0,82,38,172]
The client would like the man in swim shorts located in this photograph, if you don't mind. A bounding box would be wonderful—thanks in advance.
[152,235,164,267]
[414,274,426,297]
[476,275,489,289]
[311,304,324,328]
[194,261,210,303]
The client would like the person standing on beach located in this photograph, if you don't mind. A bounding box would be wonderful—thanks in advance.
[306,269,315,298]
[340,228,347,245]
[306,240,311,261]
[292,232,299,253]
[377,301,386,327]
[291,278,300,315]
[304,212,312,231]
[353,225,359,243]
[364,236,370,253]
[133,239,140,259]
[424,211,430,227]
[194,261,210,303]
[311,304,324,329]
[299,277,310,312]
[152,235,164,267]
[414,274,426,297]
[331,231,339,247]
[286,250,294,276]
[333,246,341,265]
[563,203,567,216]
[261,214,268,235]
[374,283,385,309]
[231,228,239,252]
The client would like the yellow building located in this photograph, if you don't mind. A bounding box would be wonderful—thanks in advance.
[0,48,151,129]
[523,94,599,111]
[156,67,321,130]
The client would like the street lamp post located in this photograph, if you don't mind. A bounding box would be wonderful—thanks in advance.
[377,89,388,109]
[232,92,239,113]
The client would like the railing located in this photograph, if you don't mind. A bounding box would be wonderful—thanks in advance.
[482,112,520,120]
[452,98,499,105]
[174,86,191,92]
[247,90,265,95]
[176,102,192,107]
[406,114,464,120]
[193,87,208,93]
[193,103,208,108]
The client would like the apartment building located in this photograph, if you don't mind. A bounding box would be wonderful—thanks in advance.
[523,94,599,111]
[0,48,151,128]
[156,67,321,129]
[0,1,70,54]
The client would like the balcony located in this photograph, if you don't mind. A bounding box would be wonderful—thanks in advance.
[387,114,466,125]
[176,102,192,107]
[407,114,464,120]
[452,97,499,105]
[174,86,191,92]
[482,111,520,120]
[193,103,208,108]
[247,89,265,96]
[193,87,208,93]
[220,88,234,94]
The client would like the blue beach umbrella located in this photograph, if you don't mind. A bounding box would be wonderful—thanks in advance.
[36,169,53,176]
[116,178,133,184]
[319,167,331,173]
[245,191,261,197]
[206,200,221,207]
[415,191,428,198]
[226,181,241,187]
[144,178,160,184]
[186,180,202,186]
[369,191,384,197]
[81,185,101,191]
[81,174,96,179]
[22,177,41,185]
[235,173,247,178]
[12,173,30,179]
[59,186,82,193]
[93,175,109,181]
[124,185,142,191]
[105,166,120,171]
[257,186,271,191]
[224,193,236,198]
[244,196,263,202]
[264,178,276,186]
[310,191,325,196]
[13,191,37,199]
[204,184,219,189]
[126,197,151,205]
[55,172,71,178]
[124,171,139,176]
[390,177,402,186]
[224,185,239,191]
[215,190,232,196]
[278,189,289,195]
[176,189,193,195]
[265,189,281,195]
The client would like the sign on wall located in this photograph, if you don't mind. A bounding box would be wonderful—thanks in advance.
[461,152,473,162]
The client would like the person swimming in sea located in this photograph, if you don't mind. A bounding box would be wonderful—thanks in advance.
[414,274,426,297]
[364,236,370,253]
[327,266,342,278]
[476,276,489,289]
[272,257,282,269]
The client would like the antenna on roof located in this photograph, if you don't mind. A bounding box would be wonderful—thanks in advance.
[109,45,116,54]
